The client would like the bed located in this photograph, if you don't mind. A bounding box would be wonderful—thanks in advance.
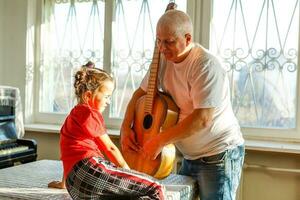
[0,160,197,200]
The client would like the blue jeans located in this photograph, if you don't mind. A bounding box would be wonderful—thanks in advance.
[178,145,245,200]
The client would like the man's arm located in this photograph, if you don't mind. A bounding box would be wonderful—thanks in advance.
[120,87,146,153]
[142,107,214,160]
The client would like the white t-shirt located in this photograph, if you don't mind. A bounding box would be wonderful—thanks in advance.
[140,43,244,160]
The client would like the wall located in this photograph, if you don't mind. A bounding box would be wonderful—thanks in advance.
[25,131,61,160]
[0,0,4,83]
[0,0,27,107]
[242,150,300,200]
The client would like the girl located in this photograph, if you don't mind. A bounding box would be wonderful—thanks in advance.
[48,62,165,200]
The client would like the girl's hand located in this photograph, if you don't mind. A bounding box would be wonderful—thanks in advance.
[48,180,66,189]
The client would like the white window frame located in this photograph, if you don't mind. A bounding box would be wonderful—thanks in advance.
[27,0,300,142]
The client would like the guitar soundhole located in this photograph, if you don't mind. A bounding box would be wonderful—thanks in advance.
[143,114,153,129]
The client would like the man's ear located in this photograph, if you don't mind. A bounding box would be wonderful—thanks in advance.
[185,33,192,45]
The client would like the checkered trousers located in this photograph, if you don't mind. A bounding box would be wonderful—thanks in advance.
[66,157,165,200]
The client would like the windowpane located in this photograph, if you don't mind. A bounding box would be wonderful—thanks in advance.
[39,0,186,121]
[211,0,299,129]
[40,0,105,113]
[110,0,186,119]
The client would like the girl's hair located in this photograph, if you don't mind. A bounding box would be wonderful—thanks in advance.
[74,61,113,103]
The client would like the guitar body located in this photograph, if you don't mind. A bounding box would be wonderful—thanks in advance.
[122,2,178,179]
[123,93,178,179]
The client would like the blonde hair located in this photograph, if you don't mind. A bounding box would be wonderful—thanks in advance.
[74,61,113,103]
[156,10,193,38]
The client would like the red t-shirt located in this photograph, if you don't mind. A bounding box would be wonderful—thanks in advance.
[60,104,106,177]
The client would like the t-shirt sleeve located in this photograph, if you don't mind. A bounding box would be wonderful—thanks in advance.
[72,106,107,138]
[81,113,107,138]
[189,57,225,108]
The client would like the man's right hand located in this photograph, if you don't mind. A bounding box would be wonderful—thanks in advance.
[120,126,141,153]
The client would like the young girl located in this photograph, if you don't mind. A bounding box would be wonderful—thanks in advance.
[48,62,165,200]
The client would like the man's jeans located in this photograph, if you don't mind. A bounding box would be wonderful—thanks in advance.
[178,145,245,200]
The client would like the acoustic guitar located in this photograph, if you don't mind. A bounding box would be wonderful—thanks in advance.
[123,3,178,179]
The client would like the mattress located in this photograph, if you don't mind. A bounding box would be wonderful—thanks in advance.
[0,160,197,200]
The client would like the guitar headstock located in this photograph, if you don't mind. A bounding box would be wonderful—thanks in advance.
[165,2,177,12]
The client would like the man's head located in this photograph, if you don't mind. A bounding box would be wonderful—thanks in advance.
[156,10,193,63]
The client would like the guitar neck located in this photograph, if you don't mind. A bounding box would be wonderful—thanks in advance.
[145,43,160,114]
[144,2,176,114]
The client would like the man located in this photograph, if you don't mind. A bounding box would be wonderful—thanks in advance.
[121,9,244,200]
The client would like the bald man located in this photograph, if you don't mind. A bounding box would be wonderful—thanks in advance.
[121,10,245,200]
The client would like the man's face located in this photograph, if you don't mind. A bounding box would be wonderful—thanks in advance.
[156,27,189,63]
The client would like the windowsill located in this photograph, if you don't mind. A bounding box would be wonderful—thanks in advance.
[25,123,300,154]
[244,139,300,154]
[24,123,120,136]
[25,123,61,134]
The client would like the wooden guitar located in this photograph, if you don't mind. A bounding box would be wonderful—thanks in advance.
[123,3,178,179]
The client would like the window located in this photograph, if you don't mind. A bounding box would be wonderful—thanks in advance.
[110,0,186,121]
[40,0,106,114]
[36,0,186,126]
[209,0,300,140]
[30,0,300,141]
[211,0,299,129]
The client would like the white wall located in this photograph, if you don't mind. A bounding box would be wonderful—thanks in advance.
[0,0,4,83]
[0,0,27,108]
[242,151,300,200]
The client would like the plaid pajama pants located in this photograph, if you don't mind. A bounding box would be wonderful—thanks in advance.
[66,157,165,200]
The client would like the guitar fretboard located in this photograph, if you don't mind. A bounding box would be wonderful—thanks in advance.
[145,44,160,114]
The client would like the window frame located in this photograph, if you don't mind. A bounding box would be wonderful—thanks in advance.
[29,0,300,142]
